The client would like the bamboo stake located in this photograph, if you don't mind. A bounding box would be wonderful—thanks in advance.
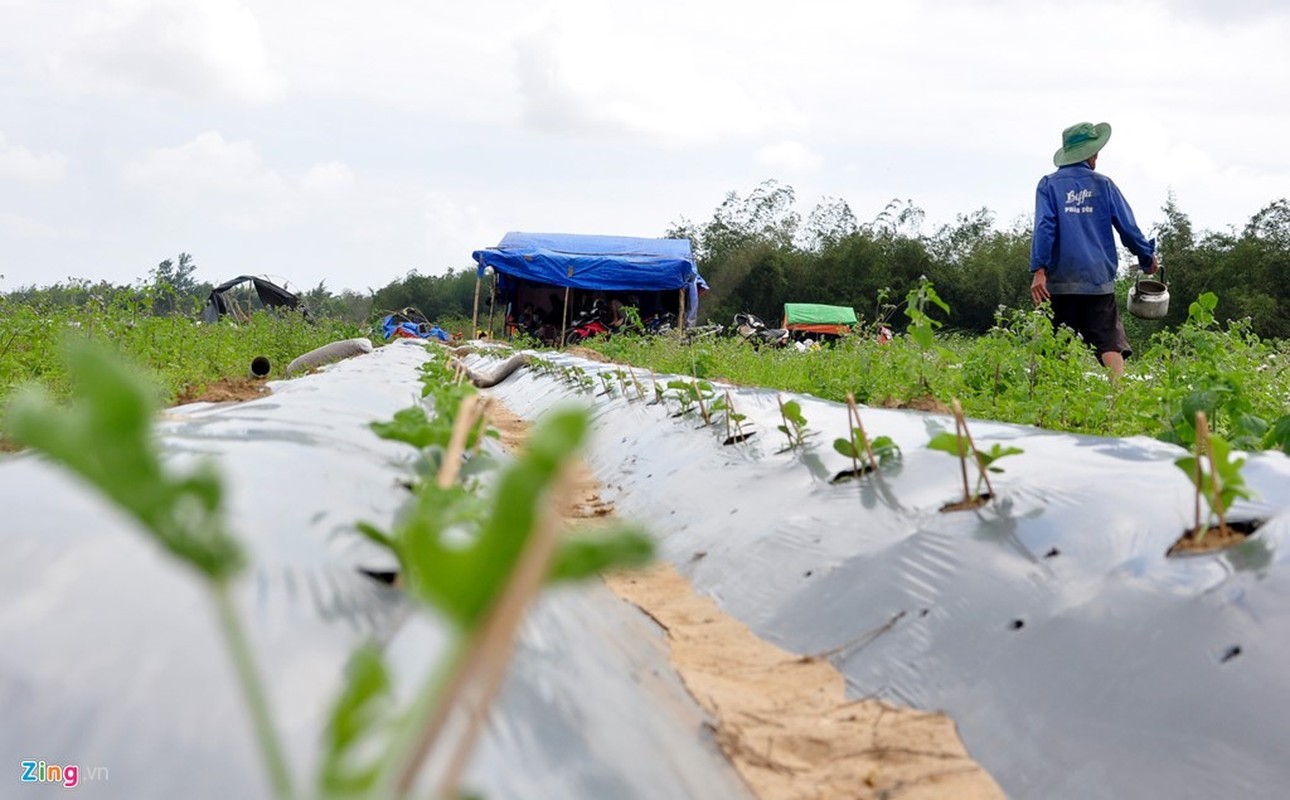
[470,272,482,338]
[393,432,576,796]
[694,379,710,424]
[777,395,793,449]
[950,401,972,503]
[558,286,571,348]
[723,390,733,441]
[437,395,484,488]
[470,397,492,457]
[486,272,497,338]
[1196,411,1228,536]
[432,467,575,798]
[954,399,995,499]
[843,395,860,474]
[846,393,879,475]
[1192,412,1204,537]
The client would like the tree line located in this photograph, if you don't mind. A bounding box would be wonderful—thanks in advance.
[5,181,1288,341]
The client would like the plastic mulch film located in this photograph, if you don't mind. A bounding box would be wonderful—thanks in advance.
[475,350,1290,800]
[0,340,748,800]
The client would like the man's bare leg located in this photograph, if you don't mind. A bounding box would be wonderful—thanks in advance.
[1100,351,1125,378]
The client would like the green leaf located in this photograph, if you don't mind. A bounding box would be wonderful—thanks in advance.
[396,407,591,628]
[318,646,393,797]
[6,341,243,582]
[548,526,654,582]
[833,437,860,458]
[927,431,968,457]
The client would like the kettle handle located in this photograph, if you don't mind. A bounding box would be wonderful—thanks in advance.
[1137,262,1165,286]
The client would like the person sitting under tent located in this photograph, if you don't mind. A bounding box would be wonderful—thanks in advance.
[686,274,709,327]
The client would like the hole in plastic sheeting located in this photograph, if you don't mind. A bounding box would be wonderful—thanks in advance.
[1167,519,1264,558]
[830,464,876,484]
[1044,547,1061,559]
[1221,645,1242,663]
[722,432,756,445]
[359,568,398,586]
[940,493,993,513]
[1009,619,1025,631]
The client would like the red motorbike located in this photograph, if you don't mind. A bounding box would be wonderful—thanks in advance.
[564,300,613,344]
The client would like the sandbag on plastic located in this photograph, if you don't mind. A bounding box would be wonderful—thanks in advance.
[285,336,374,377]
[474,349,1290,800]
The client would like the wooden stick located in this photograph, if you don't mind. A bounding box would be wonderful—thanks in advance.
[847,393,879,476]
[843,393,860,474]
[1196,411,1228,535]
[559,286,571,348]
[437,395,484,489]
[432,467,575,798]
[471,273,482,337]
[1192,412,1204,537]
[950,401,971,503]
[954,400,995,499]
[777,395,794,449]
[694,379,710,424]
[470,397,491,456]
[723,390,732,441]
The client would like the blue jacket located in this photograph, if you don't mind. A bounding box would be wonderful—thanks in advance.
[1030,163,1155,294]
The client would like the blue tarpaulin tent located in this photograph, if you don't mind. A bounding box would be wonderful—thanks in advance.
[470,232,702,341]
[472,232,696,292]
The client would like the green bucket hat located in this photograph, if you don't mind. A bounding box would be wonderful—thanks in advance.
[1053,121,1112,167]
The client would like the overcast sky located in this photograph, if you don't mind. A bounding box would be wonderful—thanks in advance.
[1,0,1287,294]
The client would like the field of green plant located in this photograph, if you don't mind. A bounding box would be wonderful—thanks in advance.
[586,285,1290,454]
[0,292,367,448]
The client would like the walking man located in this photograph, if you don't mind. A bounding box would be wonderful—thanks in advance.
[1030,121,1158,376]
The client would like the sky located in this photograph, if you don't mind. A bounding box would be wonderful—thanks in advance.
[1,0,1287,294]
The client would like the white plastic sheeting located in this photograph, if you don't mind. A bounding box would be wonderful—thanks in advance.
[0,340,749,800]
[474,349,1290,800]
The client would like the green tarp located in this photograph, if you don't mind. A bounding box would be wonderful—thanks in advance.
[783,303,857,326]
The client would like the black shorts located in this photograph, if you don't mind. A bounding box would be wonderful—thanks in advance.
[1049,293,1131,360]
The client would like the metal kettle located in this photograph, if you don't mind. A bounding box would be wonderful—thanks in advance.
[1127,264,1169,320]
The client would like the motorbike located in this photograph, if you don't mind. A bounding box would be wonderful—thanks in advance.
[733,312,790,348]
[564,300,613,344]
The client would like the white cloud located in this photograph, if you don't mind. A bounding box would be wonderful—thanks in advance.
[755,141,824,174]
[0,211,58,239]
[0,133,68,183]
[57,0,282,104]
[511,1,804,145]
[301,162,356,196]
[125,131,290,229]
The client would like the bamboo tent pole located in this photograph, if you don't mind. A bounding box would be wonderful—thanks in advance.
[558,286,571,348]
[471,270,482,338]
[486,271,497,338]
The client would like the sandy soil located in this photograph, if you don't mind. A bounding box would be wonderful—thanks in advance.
[174,377,271,405]
[486,399,1003,800]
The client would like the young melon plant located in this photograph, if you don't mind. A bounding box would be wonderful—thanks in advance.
[776,396,813,451]
[927,399,1022,510]
[8,341,654,800]
[1174,410,1255,545]
[832,393,901,478]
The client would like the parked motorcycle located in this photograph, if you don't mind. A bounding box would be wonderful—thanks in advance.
[564,300,613,344]
[733,312,790,348]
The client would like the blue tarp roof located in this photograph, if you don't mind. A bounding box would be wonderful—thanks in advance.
[472,232,696,292]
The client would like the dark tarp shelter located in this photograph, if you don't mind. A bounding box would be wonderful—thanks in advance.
[201,275,309,324]
[471,232,699,340]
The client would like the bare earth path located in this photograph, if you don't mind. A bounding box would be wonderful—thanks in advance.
[488,398,1003,800]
